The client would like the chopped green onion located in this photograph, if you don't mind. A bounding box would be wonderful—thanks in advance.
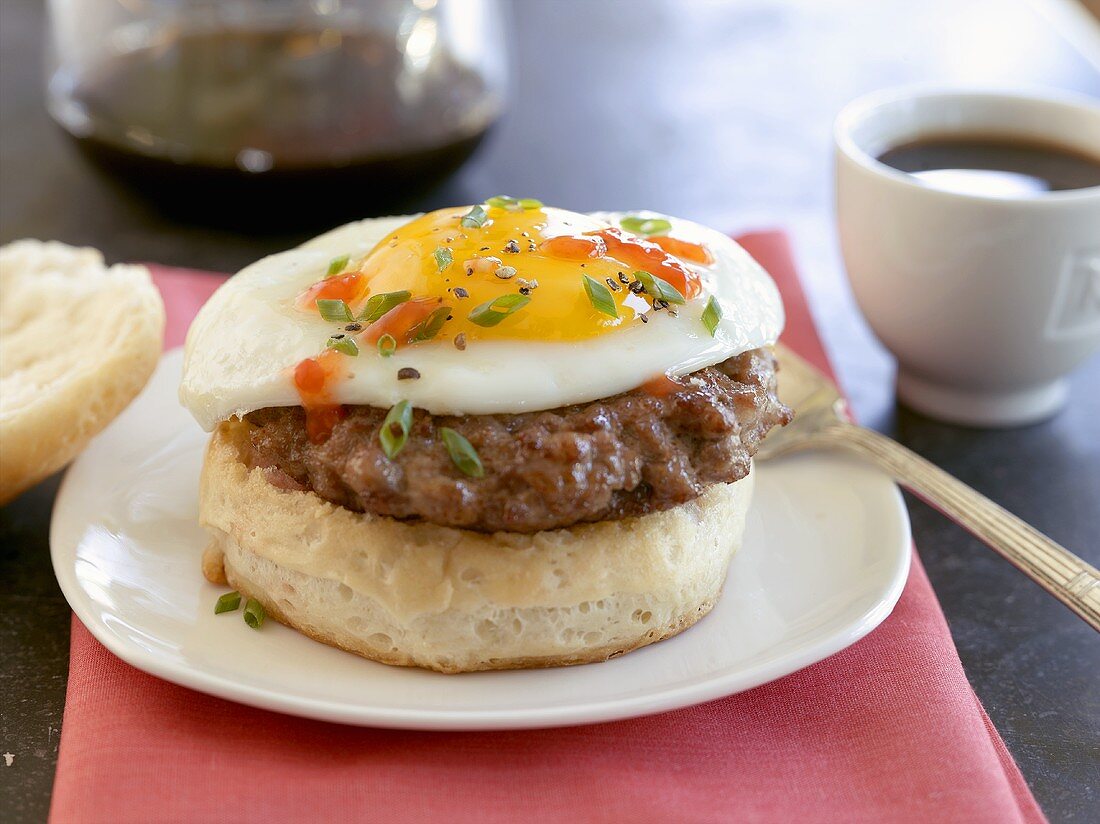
[317,298,353,323]
[440,427,484,478]
[326,335,359,357]
[634,270,686,305]
[243,598,266,629]
[582,275,619,318]
[377,333,397,357]
[358,290,411,322]
[380,400,413,458]
[701,295,723,337]
[460,204,489,228]
[486,195,544,211]
[408,305,452,343]
[620,216,672,237]
[214,591,241,614]
[433,246,453,271]
[327,254,351,276]
[468,293,531,327]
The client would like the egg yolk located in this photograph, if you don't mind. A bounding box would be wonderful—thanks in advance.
[304,206,712,344]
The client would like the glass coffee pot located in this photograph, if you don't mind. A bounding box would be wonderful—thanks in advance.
[46,0,509,227]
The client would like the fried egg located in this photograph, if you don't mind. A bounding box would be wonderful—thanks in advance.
[180,203,784,430]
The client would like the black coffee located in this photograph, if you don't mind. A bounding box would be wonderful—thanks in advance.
[876,136,1100,197]
[53,29,501,228]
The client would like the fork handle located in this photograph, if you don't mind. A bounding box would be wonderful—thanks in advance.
[818,421,1100,631]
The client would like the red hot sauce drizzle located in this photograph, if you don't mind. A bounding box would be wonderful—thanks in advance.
[537,234,607,260]
[296,272,368,310]
[359,296,443,346]
[539,228,706,300]
[649,235,714,266]
[293,349,347,443]
[587,228,703,299]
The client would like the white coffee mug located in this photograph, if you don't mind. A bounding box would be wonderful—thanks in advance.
[835,86,1100,427]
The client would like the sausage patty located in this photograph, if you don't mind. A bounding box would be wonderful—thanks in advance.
[242,347,791,533]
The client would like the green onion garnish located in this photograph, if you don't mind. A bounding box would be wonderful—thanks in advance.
[326,335,359,357]
[317,298,353,323]
[701,295,723,337]
[214,591,241,614]
[460,204,489,228]
[358,290,411,322]
[408,306,452,343]
[486,195,544,211]
[377,333,397,357]
[468,293,531,327]
[634,270,686,305]
[620,216,672,237]
[327,254,351,276]
[582,275,619,318]
[440,427,484,478]
[433,247,453,271]
[243,598,266,629]
[380,400,413,458]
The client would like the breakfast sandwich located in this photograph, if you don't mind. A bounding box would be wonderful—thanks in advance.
[180,200,789,673]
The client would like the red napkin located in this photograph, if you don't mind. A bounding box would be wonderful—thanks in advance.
[49,232,1045,824]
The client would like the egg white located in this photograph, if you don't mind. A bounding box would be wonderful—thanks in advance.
[179,211,784,430]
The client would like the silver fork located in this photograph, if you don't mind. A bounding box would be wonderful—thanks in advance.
[758,343,1100,631]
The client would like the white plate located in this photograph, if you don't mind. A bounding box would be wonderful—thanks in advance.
[51,350,911,731]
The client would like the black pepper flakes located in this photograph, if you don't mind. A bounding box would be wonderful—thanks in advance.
[453,332,467,351]
[503,239,520,254]
[479,246,491,252]
[397,367,421,381]
[639,313,649,323]
[344,322,362,332]
[454,286,469,299]
[653,298,670,311]
[628,280,645,295]
[605,277,621,292]
[618,272,630,284]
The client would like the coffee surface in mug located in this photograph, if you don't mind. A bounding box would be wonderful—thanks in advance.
[876,136,1100,197]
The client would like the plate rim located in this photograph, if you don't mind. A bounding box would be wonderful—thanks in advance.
[50,349,912,731]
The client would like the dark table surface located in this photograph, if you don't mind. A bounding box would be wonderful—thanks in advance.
[2,0,1099,821]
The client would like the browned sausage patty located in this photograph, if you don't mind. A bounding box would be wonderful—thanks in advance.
[242,347,791,533]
